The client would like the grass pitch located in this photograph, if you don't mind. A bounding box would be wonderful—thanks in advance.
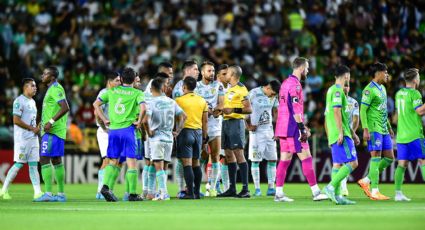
[0,183,423,230]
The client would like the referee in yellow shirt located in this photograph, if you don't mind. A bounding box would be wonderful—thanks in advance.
[218,65,252,198]
[176,77,208,199]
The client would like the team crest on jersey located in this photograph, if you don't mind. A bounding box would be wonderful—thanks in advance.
[354,102,358,108]
[211,88,216,95]
[58,92,63,97]
[335,91,341,97]
[296,85,301,91]
[227,92,235,101]
[364,90,370,95]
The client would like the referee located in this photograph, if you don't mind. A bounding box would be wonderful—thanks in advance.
[218,65,252,198]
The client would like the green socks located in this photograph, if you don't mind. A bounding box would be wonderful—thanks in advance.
[103,165,121,190]
[126,169,138,194]
[330,164,352,195]
[110,166,121,191]
[41,164,53,193]
[421,165,425,181]
[368,157,381,189]
[54,163,65,193]
[394,166,406,191]
[379,157,394,173]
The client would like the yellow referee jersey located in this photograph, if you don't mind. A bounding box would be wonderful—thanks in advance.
[223,82,249,120]
[176,92,208,129]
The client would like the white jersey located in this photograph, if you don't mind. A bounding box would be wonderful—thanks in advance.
[347,96,359,129]
[146,95,183,142]
[144,79,153,102]
[13,95,37,141]
[248,87,278,132]
[195,80,224,110]
[172,79,184,99]
[96,88,109,127]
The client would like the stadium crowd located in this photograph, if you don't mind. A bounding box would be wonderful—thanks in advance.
[0,0,424,147]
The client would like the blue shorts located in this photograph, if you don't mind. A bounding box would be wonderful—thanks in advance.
[331,136,357,164]
[118,137,143,163]
[397,138,425,161]
[107,126,140,160]
[368,132,393,152]
[41,133,65,157]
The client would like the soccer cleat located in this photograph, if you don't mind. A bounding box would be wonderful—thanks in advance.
[33,193,44,200]
[209,189,218,197]
[128,194,144,202]
[100,185,118,202]
[122,192,129,201]
[205,183,211,197]
[357,179,372,198]
[54,194,67,202]
[336,196,356,205]
[341,188,349,197]
[254,188,262,196]
[153,193,171,201]
[236,190,251,198]
[199,192,205,198]
[96,193,105,200]
[217,189,237,197]
[370,192,390,201]
[1,191,11,200]
[267,188,276,196]
[395,193,411,202]
[145,193,155,200]
[141,190,148,199]
[322,185,338,204]
[215,182,223,194]
[274,193,294,202]
[33,193,56,202]
[312,192,328,201]
[179,194,195,199]
[177,190,187,199]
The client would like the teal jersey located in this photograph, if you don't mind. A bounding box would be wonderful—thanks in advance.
[99,86,145,130]
[41,82,68,140]
[395,88,424,143]
[325,84,351,145]
[361,81,389,134]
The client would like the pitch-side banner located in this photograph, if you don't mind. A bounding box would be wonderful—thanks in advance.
[1,150,422,184]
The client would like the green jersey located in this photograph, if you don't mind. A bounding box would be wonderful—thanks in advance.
[99,86,145,130]
[395,88,424,143]
[41,82,69,140]
[325,84,352,145]
[361,81,389,134]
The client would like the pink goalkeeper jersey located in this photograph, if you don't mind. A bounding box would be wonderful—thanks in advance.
[275,75,304,137]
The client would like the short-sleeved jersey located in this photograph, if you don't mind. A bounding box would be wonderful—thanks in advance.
[223,82,249,120]
[41,82,68,140]
[176,92,208,129]
[172,80,184,99]
[98,86,145,130]
[248,87,278,132]
[195,80,224,110]
[395,88,424,143]
[96,88,109,127]
[144,79,154,102]
[361,81,389,134]
[13,95,37,140]
[275,75,304,137]
[347,96,359,129]
[325,84,352,145]
[146,95,183,142]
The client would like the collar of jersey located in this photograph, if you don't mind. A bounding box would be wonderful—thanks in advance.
[48,81,58,89]
[335,84,341,88]
[371,81,382,91]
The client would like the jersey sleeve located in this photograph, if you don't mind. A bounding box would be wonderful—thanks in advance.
[137,91,145,104]
[52,87,67,103]
[98,89,109,103]
[12,98,23,117]
[352,99,359,116]
[174,101,184,115]
[331,89,343,108]
[218,84,225,96]
[361,87,372,106]
[272,97,279,108]
[413,91,423,110]
[288,83,303,114]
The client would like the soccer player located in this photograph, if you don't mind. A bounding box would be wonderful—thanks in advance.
[358,62,394,200]
[339,81,360,196]
[95,71,121,200]
[34,66,70,202]
[172,60,199,198]
[217,65,252,198]
[142,72,172,200]
[216,64,231,192]
[323,65,359,205]
[394,68,425,201]
[143,77,186,201]
[94,67,145,202]
[0,78,42,200]
[246,80,281,196]
[194,61,224,197]
[274,57,327,202]
[175,77,208,199]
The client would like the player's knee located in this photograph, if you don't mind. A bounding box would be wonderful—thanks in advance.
[51,157,62,165]
[397,160,408,168]
[349,160,358,169]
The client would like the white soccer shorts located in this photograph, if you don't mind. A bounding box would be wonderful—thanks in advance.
[248,130,277,162]
[97,127,109,158]
[149,140,173,162]
[14,137,39,163]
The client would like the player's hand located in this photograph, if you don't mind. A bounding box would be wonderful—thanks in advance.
[247,124,257,132]
[212,108,222,118]
[222,108,233,115]
[337,133,344,145]
[133,121,142,129]
[172,130,180,138]
[389,128,394,138]
[103,119,110,127]
[44,123,52,133]
[363,128,370,141]
[148,129,155,137]
[352,132,360,146]
[273,136,279,141]
[31,126,40,135]
[306,127,311,138]
[299,129,308,142]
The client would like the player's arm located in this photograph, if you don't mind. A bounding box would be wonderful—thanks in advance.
[174,111,186,137]
[93,99,109,126]
[387,118,394,137]
[13,115,39,134]
[142,112,153,137]
[360,103,370,140]
[352,100,360,132]
[135,103,146,129]
[202,110,208,143]
[213,94,224,117]
[415,104,425,115]
[44,100,70,133]
[333,107,344,145]
[245,114,257,132]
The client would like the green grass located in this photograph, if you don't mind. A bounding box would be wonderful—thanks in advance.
[0,183,424,230]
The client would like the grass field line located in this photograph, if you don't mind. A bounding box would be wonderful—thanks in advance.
[1,206,424,212]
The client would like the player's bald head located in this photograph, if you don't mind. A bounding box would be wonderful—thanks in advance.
[228,65,242,79]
